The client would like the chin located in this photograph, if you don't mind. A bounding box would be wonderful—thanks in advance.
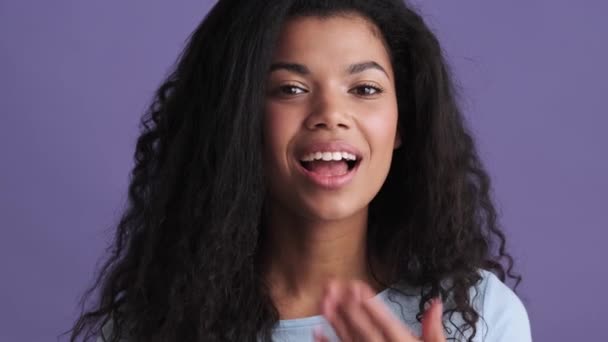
[299,198,367,222]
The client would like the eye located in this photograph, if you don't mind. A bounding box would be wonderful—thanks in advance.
[278,84,307,96]
[351,83,384,97]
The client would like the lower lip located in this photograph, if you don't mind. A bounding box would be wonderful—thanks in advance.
[296,160,360,190]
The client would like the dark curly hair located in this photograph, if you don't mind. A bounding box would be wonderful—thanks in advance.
[65,0,521,341]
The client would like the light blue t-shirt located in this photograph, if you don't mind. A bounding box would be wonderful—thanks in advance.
[267,269,531,342]
[98,269,531,341]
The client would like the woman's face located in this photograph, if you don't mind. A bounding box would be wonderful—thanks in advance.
[263,14,400,221]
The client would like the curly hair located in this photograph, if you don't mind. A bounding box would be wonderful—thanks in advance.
[66,0,521,341]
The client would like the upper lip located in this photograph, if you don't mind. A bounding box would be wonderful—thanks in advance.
[296,140,363,161]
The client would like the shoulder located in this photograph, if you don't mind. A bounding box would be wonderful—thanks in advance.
[471,269,532,342]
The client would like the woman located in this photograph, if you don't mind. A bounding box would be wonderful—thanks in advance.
[68,0,531,341]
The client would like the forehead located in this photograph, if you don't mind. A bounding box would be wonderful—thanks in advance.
[271,14,393,74]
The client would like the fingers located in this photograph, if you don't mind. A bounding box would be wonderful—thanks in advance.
[320,279,420,342]
[335,283,385,341]
[358,283,420,341]
[421,297,446,342]
[321,280,355,341]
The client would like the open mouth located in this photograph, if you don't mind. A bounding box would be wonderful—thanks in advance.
[298,152,361,177]
[300,159,359,174]
[295,148,362,189]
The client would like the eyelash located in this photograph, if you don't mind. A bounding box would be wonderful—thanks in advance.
[278,83,384,97]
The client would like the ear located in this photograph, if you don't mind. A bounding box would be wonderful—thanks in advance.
[393,127,402,149]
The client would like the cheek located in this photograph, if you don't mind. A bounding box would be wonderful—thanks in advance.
[364,109,399,154]
[263,104,302,165]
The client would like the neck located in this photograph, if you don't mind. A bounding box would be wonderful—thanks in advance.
[258,204,386,318]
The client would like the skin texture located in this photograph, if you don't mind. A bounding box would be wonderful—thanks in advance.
[314,280,445,341]
[263,14,400,222]
[261,14,444,340]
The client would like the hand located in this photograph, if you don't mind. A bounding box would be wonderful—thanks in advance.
[314,279,446,342]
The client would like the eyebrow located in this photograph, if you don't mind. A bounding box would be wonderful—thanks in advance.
[269,61,390,79]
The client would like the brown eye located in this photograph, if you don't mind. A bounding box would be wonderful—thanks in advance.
[279,85,306,95]
[351,84,383,96]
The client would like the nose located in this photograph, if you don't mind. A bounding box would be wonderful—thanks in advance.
[304,90,351,131]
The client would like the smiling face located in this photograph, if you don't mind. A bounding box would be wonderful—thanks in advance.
[263,14,400,222]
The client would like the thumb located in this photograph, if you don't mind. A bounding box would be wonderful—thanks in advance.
[422,297,445,341]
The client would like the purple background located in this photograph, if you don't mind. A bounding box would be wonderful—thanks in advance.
[1,1,606,341]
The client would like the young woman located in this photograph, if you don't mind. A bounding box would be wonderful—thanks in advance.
[68,0,531,341]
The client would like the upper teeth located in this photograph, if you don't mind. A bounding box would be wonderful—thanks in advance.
[300,151,358,162]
